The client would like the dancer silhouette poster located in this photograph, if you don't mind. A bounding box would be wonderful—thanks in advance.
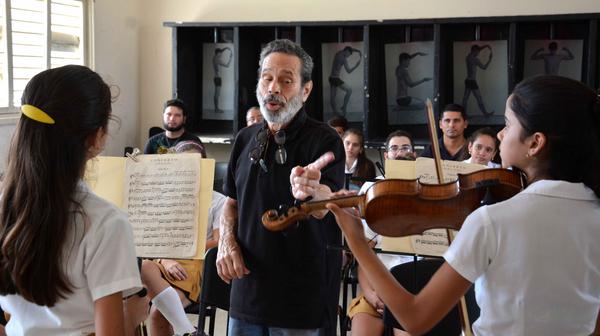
[453,40,507,125]
[523,40,583,80]
[321,42,364,122]
[384,41,434,125]
[202,43,234,120]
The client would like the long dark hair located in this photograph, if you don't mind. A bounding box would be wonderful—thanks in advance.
[510,75,600,198]
[0,65,112,306]
[343,128,376,181]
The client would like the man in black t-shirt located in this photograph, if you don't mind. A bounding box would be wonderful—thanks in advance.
[217,39,345,336]
[143,99,205,156]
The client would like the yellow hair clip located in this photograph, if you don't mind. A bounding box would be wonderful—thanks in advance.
[21,104,55,124]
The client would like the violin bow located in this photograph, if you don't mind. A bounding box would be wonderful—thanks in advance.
[425,99,445,184]
[425,99,473,336]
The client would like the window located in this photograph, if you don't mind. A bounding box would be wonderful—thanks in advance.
[0,0,87,113]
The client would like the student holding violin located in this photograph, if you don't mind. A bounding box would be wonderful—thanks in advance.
[291,75,600,335]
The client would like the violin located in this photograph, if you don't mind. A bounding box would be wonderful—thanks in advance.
[262,168,526,235]
[263,99,526,235]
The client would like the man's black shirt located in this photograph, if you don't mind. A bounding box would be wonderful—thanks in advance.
[224,108,345,329]
[420,137,469,161]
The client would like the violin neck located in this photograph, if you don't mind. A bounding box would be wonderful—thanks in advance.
[301,194,364,214]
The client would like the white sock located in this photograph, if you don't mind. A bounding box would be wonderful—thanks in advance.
[151,287,195,334]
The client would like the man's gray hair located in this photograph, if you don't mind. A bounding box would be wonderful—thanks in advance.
[258,39,313,85]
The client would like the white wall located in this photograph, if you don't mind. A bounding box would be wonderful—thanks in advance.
[93,0,141,157]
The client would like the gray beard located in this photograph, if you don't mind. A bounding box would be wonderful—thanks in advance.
[256,89,303,125]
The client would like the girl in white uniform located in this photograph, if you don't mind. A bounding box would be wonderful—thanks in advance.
[0,65,142,336]
[462,127,502,168]
[321,75,600,335]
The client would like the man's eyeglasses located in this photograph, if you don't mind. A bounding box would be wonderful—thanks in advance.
[387,144,413,153]
[248,128,287,172]
[249,128,269,172]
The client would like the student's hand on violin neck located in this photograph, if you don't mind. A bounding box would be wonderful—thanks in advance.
[326,202,364,243]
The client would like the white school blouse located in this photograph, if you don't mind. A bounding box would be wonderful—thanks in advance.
[444,180,600,335]
[0,181,142,336]
[462,157,501,168]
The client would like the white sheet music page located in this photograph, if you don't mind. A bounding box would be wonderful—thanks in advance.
[414,157,485,184]
[124,154,201,258]
[410,229,449,256]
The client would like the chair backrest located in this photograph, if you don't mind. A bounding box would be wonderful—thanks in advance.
[200,246,231,311]
[149,126,164,138]
[196,246,231,335]
[213,162,228,193]
[383,258,479,336]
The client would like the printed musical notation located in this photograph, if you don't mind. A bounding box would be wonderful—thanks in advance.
[124,155,202,258]
[415,157,486,184]
[409,229,449,256]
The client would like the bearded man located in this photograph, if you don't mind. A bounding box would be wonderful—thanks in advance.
[216,39,345,336]
[143,98,205,155]
[420,103,469,161]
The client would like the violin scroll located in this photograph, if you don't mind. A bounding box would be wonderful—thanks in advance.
[262,204,310,232]
[263,194,364,232]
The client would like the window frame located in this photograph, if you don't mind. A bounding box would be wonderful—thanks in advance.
[0,0,90,118]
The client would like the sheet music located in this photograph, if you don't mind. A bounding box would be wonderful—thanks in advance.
[124,154,202,258]
[415,157,486,184]
[410,229,452,256]
[384,159,416,179]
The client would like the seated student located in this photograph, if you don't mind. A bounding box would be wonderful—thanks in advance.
[320,75,600,335]
[144,99,206,156]
[328,115,348,138]
[348,130,417,336]
[382,130,416,162]
[0,65,141,335]
[138,141,226,336]
[420,103,469,161]
[463,127,501,168]
[343,128,376,189]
